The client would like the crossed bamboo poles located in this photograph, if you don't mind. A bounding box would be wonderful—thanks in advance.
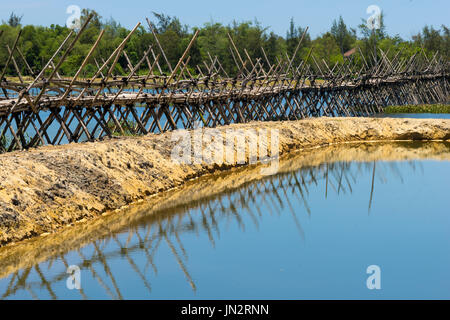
[0,159,415,299]
[0,16,448,153]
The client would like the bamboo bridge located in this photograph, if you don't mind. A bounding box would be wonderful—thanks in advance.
[0,15,449,152]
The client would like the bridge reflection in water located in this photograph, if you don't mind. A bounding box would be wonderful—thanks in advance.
[0,142,449,299]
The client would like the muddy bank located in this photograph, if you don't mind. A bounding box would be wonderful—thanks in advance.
[0,117,449,246]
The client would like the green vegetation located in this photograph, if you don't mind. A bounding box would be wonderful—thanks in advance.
[107,119,139,136]
[384,104,450,114]
[0,135,8,152]
[0,10,448,78]
[0,133,35,152]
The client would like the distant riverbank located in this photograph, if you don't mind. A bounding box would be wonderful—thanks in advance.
[384,104,450,114]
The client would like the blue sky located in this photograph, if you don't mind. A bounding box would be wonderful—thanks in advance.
[1,0,448,39]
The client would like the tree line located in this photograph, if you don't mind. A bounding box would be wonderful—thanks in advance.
[0,10,448,77]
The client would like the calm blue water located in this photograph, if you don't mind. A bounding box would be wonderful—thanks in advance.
[0,145,449,300]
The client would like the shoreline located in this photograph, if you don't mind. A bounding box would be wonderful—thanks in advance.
[0,117,449,247]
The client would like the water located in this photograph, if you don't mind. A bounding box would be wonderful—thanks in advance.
[0,142,449,300]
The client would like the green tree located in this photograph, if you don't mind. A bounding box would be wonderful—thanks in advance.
[358,11,387,66]
[412,25,449,59]
[80,9,102,29]
[330,15,356,55]
[7,12,23,27]
[286,18,310,66]
[0,9,447,78]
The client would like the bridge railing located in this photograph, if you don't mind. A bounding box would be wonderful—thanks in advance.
[0,16,448,152]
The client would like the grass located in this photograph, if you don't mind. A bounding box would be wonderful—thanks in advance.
[0,135,8,152]
[384,104,450,114]
[0,133,36,152]
[107,119,140,137]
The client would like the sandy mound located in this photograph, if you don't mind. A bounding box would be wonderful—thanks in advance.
[0,117,449,246]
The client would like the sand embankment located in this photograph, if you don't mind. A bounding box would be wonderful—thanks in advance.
[0,117,449,246]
